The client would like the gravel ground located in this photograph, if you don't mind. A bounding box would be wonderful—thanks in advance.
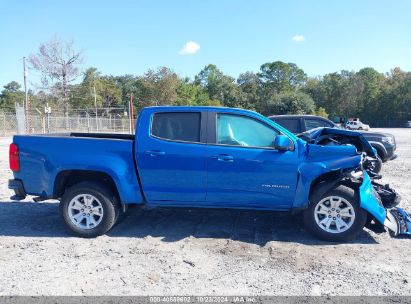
[0,128,410,296]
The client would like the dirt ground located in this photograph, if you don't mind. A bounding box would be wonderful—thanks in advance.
[0,128,410,296]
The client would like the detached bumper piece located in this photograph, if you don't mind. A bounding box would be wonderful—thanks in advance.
[8,179,27,200]
[373,183,401,209]
[386,208,411,237]
[370,181,411,237]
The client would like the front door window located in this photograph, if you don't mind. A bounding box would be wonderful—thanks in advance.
[217,114,279,148]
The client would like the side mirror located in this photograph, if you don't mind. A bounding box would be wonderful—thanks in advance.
[274,135,293,151]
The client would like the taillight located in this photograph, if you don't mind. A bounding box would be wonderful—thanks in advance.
[9,143,20,172]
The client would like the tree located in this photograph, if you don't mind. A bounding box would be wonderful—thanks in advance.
[29,37,83,114]
[72,68,122,114]
[3,81,21,93]
[258,61,307,97]
[378,68,411,126]
[176,77,213,105]
[237,72,261,110]
[141,67,180,105]
[0,81,25,111]
[262,92,315,116]
[315,107,329,118]
[355,67,385,124]
[195,64,239,107]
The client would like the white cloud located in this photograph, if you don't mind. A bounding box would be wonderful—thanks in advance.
[292,35,305,42]
[179,41,200,55]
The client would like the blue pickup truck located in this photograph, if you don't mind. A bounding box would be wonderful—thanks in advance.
[8,106,411,241]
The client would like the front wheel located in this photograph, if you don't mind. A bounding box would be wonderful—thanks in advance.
[60,182,120,238]
[304,185,367,242]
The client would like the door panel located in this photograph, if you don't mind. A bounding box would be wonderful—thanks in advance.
[136,111,207,203]
[206,113,299,209]
[206,146,298,209]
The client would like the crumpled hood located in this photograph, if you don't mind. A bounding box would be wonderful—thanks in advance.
[300,127,375,156]
[304,142,363,171]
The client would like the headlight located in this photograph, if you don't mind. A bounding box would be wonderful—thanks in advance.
[382,136,395,145]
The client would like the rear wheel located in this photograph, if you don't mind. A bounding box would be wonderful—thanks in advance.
[304,185,367,242]
[60,182,120,238]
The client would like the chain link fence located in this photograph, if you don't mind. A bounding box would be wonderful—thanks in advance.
[0,112,135,136]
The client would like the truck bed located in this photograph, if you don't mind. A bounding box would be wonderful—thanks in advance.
[12,132,143,204]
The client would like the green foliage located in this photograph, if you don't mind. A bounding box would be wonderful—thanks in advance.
[195,64,239,107]
[258,61,307,96]
[176,78,212,106]
[262,92,315,116]
[71,67,122,111]
[141,67,180,105]
[13,49,411,126]
[237,72,260,110]
[0,81,25,111]
[315,107,329,118]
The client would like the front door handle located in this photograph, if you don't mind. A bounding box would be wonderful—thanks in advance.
[145,150,166,157]
[211,154,234,162]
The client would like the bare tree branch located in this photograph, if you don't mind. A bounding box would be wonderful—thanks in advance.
[29,36,83,113]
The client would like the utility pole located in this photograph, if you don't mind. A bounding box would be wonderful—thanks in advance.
[23,57,29,131]
[129,94,134,134]
[93,83,98,131]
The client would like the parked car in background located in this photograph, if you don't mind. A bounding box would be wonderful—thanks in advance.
[404,121,411,128]
[268,115,397,166]
[346,120,370,131]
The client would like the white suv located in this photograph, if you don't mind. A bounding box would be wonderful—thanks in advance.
[345,120,370,131]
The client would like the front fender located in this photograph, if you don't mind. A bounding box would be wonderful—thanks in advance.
[293,145,363,209]
[293,156,361,208]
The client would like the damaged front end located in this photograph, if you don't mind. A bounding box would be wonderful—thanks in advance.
[299,127,382,174]
[358,170,411,237]
[299,127,410,237]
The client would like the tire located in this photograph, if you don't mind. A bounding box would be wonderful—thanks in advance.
[304,185,367,242]
[60,181,120,238]
[375,148,386,163]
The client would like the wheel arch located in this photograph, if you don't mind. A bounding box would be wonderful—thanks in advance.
[308,170,346,205]
[54,170,121,202]
[369,141,388,161]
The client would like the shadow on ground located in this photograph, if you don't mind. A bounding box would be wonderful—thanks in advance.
[0,201,378,245]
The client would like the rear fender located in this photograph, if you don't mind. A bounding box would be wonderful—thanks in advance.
[53,160,144,205]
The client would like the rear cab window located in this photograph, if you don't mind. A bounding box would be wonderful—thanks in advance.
[304,118,333,130]
[151,112,201,143]
[273,118,301,134]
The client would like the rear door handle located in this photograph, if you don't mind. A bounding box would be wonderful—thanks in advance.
[145,150,166,157]
[211,154,234,162]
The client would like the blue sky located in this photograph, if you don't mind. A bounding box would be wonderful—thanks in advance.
[1,0,411,89]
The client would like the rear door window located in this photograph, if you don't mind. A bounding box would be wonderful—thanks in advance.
[151,112,201,143]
